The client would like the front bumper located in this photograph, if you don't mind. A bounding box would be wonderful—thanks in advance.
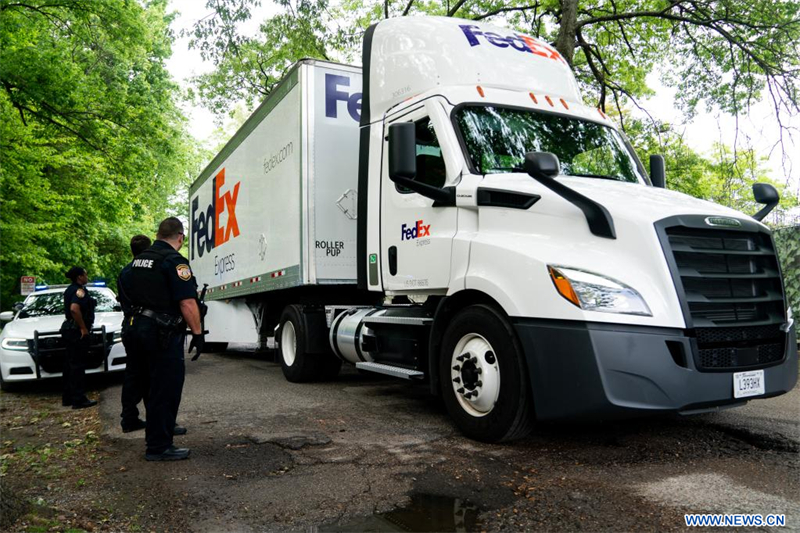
[514,318,798,421]
[0,342,127,383]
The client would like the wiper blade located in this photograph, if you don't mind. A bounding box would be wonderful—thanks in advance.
[567,173,622,181]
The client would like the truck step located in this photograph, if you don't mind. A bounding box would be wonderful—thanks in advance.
[362,316,432,326]
[355,362,425,380]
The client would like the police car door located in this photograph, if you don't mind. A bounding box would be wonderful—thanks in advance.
[380,101,459,292]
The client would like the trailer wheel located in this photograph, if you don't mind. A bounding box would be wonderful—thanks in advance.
[439,305,533,442]
[278,305,341,382]
[204,342,229,353]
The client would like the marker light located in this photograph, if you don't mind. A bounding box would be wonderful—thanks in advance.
[560,98,569,110]
[545,95,554,107]
[548,266,580,307]
[1,337,28,351]
[529,92,538,104]
[548,266,652,316]
[476,86,485,98]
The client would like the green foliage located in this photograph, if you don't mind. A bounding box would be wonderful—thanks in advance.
[626,116,798,218]
[774,226,800,317]
[188,0,347,115]
[0,0,202,309]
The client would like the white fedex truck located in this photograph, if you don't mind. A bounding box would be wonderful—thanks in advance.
[189,16,797,442]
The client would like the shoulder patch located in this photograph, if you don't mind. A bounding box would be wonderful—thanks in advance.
[76,288,85,298]
[176,264,192,281]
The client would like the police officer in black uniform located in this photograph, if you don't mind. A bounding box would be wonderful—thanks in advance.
[61,267,98,409]
[117,234,151,432]
[120,217,204,461]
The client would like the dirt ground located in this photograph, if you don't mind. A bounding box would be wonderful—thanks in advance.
[1,349,798,532]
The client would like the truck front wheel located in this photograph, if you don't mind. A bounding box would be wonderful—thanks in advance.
[278,305,341,382]
[439,305,533,442]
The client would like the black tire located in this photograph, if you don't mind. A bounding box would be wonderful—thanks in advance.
[204,342,229,352]
[439,304,533,442]
[0,374,17,392]
[278,305,341,382]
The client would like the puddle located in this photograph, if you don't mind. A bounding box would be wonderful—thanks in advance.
[320,493,482,532]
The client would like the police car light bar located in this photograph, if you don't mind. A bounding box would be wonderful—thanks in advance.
[88,281,106,287]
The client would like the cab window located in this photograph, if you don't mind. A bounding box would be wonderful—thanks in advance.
[396,117,447,193]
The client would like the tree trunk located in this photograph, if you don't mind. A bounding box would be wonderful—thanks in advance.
[555,0,579,66]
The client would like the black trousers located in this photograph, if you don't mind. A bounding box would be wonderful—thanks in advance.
[62,329,89,405]
[126,315,185,454]
[120,320,145,427]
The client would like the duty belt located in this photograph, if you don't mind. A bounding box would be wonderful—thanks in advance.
[133,307,184,329]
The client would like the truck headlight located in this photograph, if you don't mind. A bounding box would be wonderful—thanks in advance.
[112,330,123,344]
[1,337,29,351]
[548,266,652,316]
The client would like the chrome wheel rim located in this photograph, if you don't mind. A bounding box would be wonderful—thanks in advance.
[450,333,500,417]
[281,321,297,367]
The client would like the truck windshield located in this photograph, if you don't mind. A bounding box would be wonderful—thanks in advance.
[455,106,646,183]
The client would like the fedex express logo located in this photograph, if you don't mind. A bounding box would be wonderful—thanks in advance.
[459,25,565,64]
[401,220,431,241]
[191,168,241,259]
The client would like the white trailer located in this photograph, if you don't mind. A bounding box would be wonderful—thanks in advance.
[190,17,797,442]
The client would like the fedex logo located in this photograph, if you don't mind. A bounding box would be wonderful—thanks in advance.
[459,25,565,64]
[191,168,241,259]
[325,74,362,122]
[401,220,431,241]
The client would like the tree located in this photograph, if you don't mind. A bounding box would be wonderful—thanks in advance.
[623,114,798,221]
[0,0,202,308]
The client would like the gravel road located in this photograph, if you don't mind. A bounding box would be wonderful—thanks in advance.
[87,345,800,532]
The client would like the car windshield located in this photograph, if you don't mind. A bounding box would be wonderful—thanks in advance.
[18,289,118,318]
[455,106,646,183]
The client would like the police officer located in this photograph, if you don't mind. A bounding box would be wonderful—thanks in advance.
[120,217,204,461]
[61,267,98,409]
[117,234,151,433]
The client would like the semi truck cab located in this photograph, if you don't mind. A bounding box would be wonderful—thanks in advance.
[354,17,796,437]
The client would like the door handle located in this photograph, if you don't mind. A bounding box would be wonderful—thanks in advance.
[388,246,398,276]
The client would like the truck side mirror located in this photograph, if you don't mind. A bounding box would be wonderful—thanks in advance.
[752,183,779,221]
[650,155,666,188]
[387,122,455,206]
[523,152,560,179]
[388,122,417,180]
[0,311,14,322]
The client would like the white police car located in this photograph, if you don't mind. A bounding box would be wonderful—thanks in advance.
[0,284,127,390]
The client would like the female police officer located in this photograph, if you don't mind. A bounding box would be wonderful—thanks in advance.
[61,266,98,409]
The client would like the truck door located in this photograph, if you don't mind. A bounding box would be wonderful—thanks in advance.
[381,103,458,291]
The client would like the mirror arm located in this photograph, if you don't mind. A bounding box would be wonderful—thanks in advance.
[391,175,456,206]
[753,201,778,222]
[529,174,616,239]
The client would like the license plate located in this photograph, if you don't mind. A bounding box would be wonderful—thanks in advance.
[733,370,765,399]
